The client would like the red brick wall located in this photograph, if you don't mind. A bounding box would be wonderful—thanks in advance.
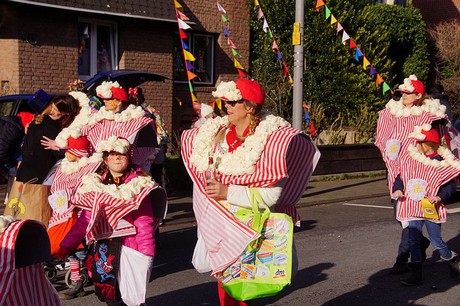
[0,5,20,95]
[413,0,460,26]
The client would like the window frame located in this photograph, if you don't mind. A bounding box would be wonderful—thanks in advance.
[174,32,215,86]
[78,18,118,81]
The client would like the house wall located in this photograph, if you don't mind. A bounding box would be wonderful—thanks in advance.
[0,0,251,134]
[413,0,460,26]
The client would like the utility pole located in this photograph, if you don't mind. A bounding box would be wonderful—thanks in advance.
[292,0,304,130]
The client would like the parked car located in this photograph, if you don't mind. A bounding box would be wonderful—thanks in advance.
[0,69,167,117]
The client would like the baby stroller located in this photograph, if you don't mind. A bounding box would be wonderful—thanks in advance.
[0,219,60,305]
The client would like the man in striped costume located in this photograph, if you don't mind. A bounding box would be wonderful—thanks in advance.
[181,78,320,305]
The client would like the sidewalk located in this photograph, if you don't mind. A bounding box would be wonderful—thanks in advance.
[164,174,389,229]
[0,174,390,229]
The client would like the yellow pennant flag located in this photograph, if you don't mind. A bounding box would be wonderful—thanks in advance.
[254,0,260,8]
[183,50,196,61]
[174,97,183,106]
[215,98,222,110]
[289,75,294,85]
[174,0,182,10]
[362,57,370,69]
[330,15,337,25]
[234,58,245,70]
[191,92,199,103]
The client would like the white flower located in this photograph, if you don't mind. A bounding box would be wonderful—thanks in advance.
[60,153,103,174]
[96,136,130,154]
[211,81,242,101]
[77,173,155,200]
[189,113,291,175]
[95,81,121,99]
[386,98,446,118]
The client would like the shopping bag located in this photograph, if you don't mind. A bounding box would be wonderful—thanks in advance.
[47,210,83,255]
[118,245,153,306]
[4,179,52,227]
[421,198,439,220]
[219,189,294,301]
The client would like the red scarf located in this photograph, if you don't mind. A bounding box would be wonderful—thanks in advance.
[226,125,249,152]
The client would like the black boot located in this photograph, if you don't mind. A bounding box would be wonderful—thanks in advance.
[421,236,430,262]
[448,255,460,280]
[401,262,423,286]
[390,261,409,274]
[58,279,85,300]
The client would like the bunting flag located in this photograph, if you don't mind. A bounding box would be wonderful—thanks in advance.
[174,97,183,106]
[215,98,222,110]
[254,0,294,85]
[316,0,326,12]
[174,0,200,111]
[316,1,392,95]
[216,2,249,76]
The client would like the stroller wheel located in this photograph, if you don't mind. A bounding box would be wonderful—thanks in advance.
[65,267,90,287]
[44,263,58,282]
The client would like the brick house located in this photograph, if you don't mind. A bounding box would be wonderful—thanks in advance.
[0,0,251,134]
[412,0,460,26]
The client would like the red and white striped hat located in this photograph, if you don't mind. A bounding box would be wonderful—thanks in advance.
[67,136,90,158]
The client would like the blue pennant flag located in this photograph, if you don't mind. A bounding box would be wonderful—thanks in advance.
[354,48,363,62]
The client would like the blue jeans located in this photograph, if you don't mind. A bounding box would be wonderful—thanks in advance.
[409,220,453,262]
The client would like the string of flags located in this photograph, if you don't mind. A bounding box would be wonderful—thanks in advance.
[173,0,201,112]
[254,0,293,85]
[315,0,392,95]
[216,1,249,79]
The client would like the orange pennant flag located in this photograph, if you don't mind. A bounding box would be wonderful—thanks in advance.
[375,74,384,88]
[362,57,370,69]
[187,71,199,81]
[316,0,325,12]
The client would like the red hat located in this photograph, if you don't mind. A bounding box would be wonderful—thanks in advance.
[110,87,128,102]
[398,75,425,95]
[419,129,440,144]
[67,136,91,158]
[235,78,265,105]
[17,112,35,128]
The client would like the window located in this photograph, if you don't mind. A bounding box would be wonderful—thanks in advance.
[78,19,118,80]
[173,33,215,85]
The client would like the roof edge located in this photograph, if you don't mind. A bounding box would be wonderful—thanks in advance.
[7,0,184,24]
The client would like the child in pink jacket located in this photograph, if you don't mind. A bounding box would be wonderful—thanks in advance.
[57,137,163,306]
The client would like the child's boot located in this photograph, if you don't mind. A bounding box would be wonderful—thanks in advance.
[401,262,423,286]
[58,279,85,300]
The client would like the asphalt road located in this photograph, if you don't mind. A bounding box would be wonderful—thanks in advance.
[59,195,460,306]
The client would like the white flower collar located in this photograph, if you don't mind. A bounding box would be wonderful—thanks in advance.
[55,92,93,148]
[88,104,146,125]
[60,153,103,174]
[386,98,446,118]
[407,145,460,168]
[77,173,155,200]
[189,113,290,175]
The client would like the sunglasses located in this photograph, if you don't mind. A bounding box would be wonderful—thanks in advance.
[225,100,245,107]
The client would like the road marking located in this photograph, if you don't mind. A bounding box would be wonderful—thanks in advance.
[343,203,392,209]
[448,207,460,214]
[344,203,460,214]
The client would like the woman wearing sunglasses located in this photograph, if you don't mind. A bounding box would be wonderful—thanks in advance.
[181,78,320,305]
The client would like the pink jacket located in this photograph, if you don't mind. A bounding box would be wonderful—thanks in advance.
[61,191,156,257]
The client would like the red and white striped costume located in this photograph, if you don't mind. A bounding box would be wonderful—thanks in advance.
[48,161,102,228]
[0,220,60,306]
[396,148,460,223]
[181,116,320,274]
[73,178,159,242]
[375,100,446,192]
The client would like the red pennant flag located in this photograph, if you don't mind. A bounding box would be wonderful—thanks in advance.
[283,62,289,77]
[179,29,188,40]
[237,69,247,77]
[349,39,356,49]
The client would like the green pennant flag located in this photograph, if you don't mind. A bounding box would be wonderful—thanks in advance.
[382,82,390,94]
[325,6,331,20]
[222,14,229,22]
[232,48,241,57]
[188,81,194,93]
[268,29,273,39]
